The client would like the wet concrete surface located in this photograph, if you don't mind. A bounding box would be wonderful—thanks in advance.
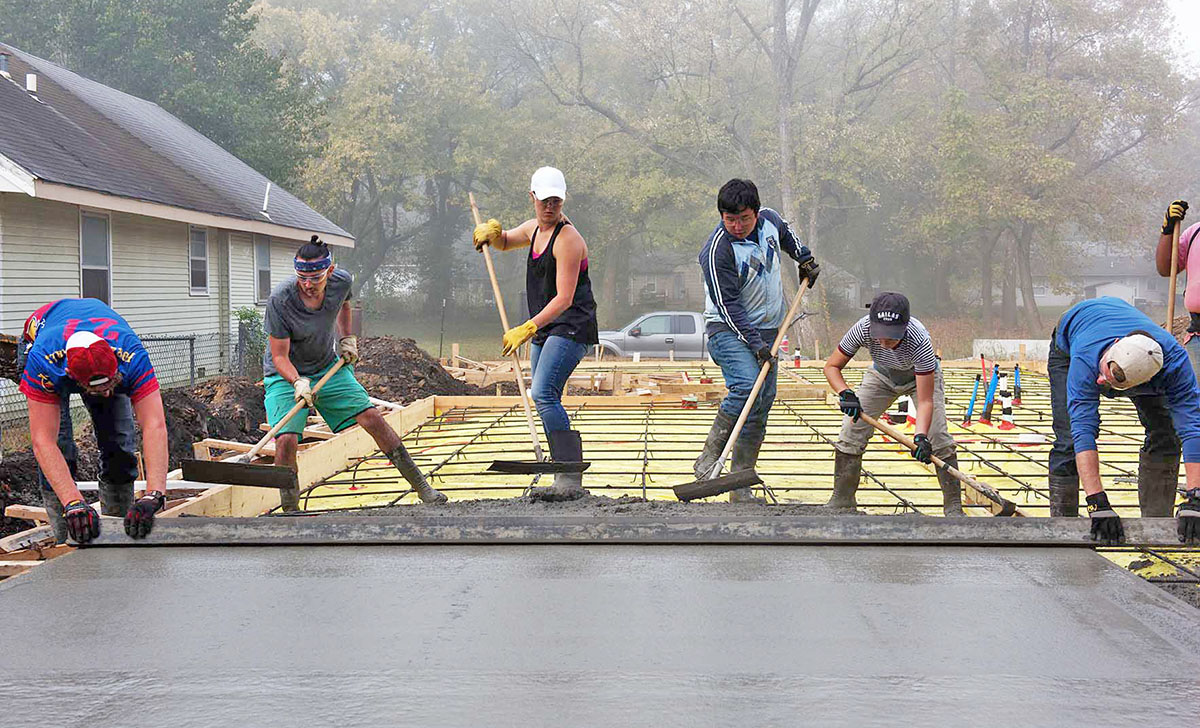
[2,545,1198,727]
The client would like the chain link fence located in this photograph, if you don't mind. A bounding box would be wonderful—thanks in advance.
[0,333,231,454]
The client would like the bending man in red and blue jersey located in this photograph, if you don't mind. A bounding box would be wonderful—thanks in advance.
[19,299,169,543]
[1048,297,1200,545]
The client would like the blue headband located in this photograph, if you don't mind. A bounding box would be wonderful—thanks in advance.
[294,254,332,273]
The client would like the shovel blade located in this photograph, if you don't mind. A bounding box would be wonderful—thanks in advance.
[673,469,762,502]
[181,459,299,490]
[487,460,591,474]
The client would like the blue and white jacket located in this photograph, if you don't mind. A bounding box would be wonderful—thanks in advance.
[699,207,811,351]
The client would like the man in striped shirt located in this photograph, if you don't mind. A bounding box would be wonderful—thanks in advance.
[693,179,820,502]
[823,292,963,515]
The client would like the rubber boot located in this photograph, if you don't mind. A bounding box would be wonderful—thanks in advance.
[1138,451,1179,518]
[936,453,964,516]
[279,485,301,513]
[97,479,133,517]
[388,445,448,504]
[1047,473,1080,517]
[529,430,588,502]
[40,489,68,544]
[693,410,738,479]
[825,450,862,510]
[727,428,765,504]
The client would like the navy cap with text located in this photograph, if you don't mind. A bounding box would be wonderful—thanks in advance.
[868,292,910,340]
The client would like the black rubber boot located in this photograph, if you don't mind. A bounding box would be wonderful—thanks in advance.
[728,428,765,504]
[1048,473,1080,517]
[97,478,133,517]
[529,430,588,502]
[693,410,738,479]
[936,453,964,516]
[388,445,448,504]
[279,483,301,512]
[1138,451,1179,517]
[40,489,68,544]
[825,450,862,509]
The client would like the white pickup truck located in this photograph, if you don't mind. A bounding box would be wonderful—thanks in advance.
[597,311,708,359]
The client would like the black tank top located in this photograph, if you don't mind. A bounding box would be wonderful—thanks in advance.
[527,220,599,346]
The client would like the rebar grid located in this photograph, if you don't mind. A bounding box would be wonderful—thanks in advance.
[290,366,1161,516]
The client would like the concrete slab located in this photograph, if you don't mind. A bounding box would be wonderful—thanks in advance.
[2,545,1197,727]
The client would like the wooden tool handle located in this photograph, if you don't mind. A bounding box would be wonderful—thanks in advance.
[1167,223,1181,330]
[246,358,346,461]
[707,278,811,479]
[468,192,545,462]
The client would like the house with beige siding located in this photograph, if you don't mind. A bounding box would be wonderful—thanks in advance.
[0,42,352,389]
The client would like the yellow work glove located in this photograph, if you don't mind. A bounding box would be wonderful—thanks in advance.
[473,219,503,251]
[1162,200,1189,235]
[502,320,538,357]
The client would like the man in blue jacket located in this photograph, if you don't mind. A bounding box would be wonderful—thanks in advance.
[1048,297,1200,544]
[693,179,820,502]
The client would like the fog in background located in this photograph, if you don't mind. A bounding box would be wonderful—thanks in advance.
[3,0,1199,348]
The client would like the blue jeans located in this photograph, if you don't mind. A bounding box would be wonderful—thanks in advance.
[1186,335,1200,381]
[38,392,140,491]
[709,328,778,435]
[530,335,589,435]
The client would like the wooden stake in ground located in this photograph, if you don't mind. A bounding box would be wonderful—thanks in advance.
[856,409,1022,517]
[468,192,546,465]
[1167,222,1182,329]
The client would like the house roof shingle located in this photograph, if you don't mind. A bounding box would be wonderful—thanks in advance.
[0,42,350,242]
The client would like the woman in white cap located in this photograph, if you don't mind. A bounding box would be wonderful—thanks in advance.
[473,167,599,501]
[1047,296,1200,545]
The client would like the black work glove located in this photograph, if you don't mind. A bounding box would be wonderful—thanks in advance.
[838,389,862,421]
[125,492,166,539]
[912,433,933,464]
[1086,491,1124,545]
[1178,488,1200,545]
[63,499,100,544]
[797,255,820,287]
[754,344,775,367]
[1162,200,1189,235]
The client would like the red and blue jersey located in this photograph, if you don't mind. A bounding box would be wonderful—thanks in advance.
[18,299,159,404]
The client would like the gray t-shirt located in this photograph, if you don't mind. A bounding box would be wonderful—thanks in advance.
[263,268,354,376]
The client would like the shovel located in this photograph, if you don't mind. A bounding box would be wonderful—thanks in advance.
[469,193,589,475]
[180,359,346,489]
[674,279,810,501]
[856,410,1021,517]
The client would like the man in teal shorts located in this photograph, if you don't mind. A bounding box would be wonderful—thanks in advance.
[264,235,447,510]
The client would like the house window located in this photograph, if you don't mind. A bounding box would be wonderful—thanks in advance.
[189,226,209,294]
[80,212,111,304]
[254,236,271,303]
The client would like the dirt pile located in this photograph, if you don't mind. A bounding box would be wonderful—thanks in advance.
[160,377,266,465]
[355,337,481,403]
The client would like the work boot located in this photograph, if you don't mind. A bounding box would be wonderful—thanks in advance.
[1047,473,1080,517]
[279,484,301,513]
[825,450,862,510]
[97,478,133,517]
[936,453,964,517]
[529,430,588,502]
[728,428,765,504]
[388,445,448,504]
[40,489,68,544]
[693,410,738,479]
[1138,451,1179,518]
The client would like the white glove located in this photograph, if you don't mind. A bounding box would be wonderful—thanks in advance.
[293,377,314,407]
[337,335,360,365]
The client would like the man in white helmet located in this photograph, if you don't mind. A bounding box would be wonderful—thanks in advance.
[1048,297,1200,544]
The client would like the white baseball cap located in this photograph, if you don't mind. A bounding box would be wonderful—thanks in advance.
[530,166,566,201]
[1102,333,1163,389]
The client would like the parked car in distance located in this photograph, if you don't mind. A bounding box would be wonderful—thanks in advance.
[597,312,707,359]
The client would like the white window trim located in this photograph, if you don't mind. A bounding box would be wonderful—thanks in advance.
[79,210,112,304]
[254,235,271,305]
[189,225,210,296]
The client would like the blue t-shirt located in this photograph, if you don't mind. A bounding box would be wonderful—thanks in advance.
[19,298,158,404]
[1056,297,1200,461]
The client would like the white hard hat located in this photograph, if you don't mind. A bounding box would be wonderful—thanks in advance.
[1102,333,1163,389]
[530,166,566,201]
